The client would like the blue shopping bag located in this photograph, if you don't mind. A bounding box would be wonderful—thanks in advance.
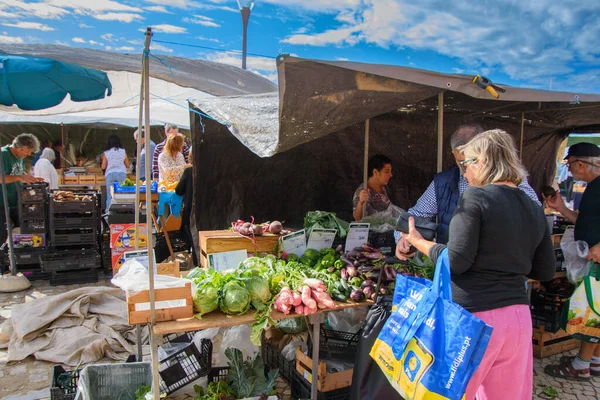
[370,249,493,400]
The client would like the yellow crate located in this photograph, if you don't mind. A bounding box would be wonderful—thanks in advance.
[78,175,96,184]
[63,175,79,184]
[95,175,106,184]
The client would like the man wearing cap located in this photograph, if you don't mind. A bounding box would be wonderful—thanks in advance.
[545,142,600,381]
[133,128,155,181]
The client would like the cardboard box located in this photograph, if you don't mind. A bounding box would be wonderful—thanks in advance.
[110,223,148,249]
[12,233,46,249]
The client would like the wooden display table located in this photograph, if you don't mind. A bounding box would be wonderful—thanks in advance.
[199,230,280,268]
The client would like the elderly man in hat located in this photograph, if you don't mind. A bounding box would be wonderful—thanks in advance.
[545,142,600,381]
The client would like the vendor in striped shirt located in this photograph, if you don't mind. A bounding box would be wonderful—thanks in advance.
[395,124,541,258]
[152,123,190,181]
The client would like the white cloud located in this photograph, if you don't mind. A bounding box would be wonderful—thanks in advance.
[150,42,174,53]
[55,40,69,45]
[79,23,93,28]
[336,57,349,61]
[2,21,54,31]
[0,0,67,19]
[0,0,142,20]
[196,36,220,43]
[105,45,112,50]
[183,15,220,28]
[89,40,103,46]
[0,35,23,43]
[142,24,187,33]
[72,37,86,43]
[116,46,135,51]
[47,0,141,13]
[93,12,143,22]
[278,0,600,89]
[145,0,189,7]
[196,3,238,12]
[205,52,277,74]
[145,5,171,13]
[127,39,143,45]
[101,33,114,42]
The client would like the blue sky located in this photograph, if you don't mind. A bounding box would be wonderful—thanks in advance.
[0,0,599,93]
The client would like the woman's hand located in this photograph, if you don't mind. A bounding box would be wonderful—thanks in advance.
[358,189,369,205]
[403,217,435,257]
[395,236,415,260]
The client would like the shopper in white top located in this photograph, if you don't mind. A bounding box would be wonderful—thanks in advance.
[101,134,130,210]
[33,147,59,190]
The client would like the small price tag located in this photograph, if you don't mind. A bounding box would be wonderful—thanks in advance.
[345,223,370,252]
[281,229,307,257]
[306,228,337,251]
[208,249,248,272]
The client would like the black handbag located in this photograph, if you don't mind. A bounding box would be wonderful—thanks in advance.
[350,296,404,400]
[395,212,438,241]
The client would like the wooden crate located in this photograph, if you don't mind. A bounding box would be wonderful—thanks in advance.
[532,327,579,358]
[63,175,79,184]
[57,175,64,185]
[156,260,181,277]
[95,174,106,184]
[199,230,280,268]
[295,348,352,392]
[79,175,96,184]
[126,281,193,325]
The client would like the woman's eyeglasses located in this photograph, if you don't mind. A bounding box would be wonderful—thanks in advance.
[458,158,477,173]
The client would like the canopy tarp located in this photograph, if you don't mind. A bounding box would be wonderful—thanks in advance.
[189,56,600,229]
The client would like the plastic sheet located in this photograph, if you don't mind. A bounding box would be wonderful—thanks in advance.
[561,226,591,284]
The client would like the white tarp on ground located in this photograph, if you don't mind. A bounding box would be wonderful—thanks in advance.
[0,71,214,129]
[0,286,147,366]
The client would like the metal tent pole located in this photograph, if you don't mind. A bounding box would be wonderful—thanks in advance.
[437,93,444,173]
[362,119,370,218]
[0,140,19,276]
[142,27,160,400]
[520,112,525,161]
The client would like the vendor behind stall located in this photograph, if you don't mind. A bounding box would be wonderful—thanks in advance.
[352,155,393,221]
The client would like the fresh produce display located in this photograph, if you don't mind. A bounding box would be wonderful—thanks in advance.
[193,348,278,400]
[52,190,93,202]
[303,210,349,238]
[186,243,435,345]
[122,177,136,187]
[231,218,288,236]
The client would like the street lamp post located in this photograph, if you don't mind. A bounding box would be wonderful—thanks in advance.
[237,0,255,70]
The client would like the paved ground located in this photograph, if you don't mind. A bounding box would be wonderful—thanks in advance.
[0,279,598,399]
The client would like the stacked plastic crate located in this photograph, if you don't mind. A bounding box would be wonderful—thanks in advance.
[13,183,49,279]
[43,190,101,285]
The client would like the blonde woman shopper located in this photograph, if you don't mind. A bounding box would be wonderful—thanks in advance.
[33,147,59,190]
[158,134,186,184]
[404,129,554,400]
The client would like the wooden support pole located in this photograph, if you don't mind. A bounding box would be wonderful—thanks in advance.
[520,112,525,161]
[362,119,370,219]
[437,93,444,173]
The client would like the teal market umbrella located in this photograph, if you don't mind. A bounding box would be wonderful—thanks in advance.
[0,53,112,110]
[0,54,112,287]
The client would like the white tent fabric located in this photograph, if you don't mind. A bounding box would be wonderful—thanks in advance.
[0,71,214,129]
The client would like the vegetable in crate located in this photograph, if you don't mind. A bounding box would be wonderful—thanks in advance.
[193,285,220,317]
[220,281,251,315]
[245,276,272,311]
[304,210,349,238]
[225,348,279,399]
[122,177,136,187]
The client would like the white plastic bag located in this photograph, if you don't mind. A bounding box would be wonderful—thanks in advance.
[215,325,259,366]
[326,308,367,333]
[111,259,190,295]
[360,204,406,233]
[561,226,590,284]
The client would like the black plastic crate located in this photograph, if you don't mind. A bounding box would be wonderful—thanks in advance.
[368,230,396,255]
[158,338,212,394]
[163,330,199,344]
[554,248,565,272]
[292,371,350,400]
[50,199,96,214]
[50,365,79,400]
[262,335,296,383]
[50,268,98,286]
[18,264,50,281]
[19,219,47,234]
[13,248,44,265]
[530,290,570,333]
[18,183,48,203]
[50,214,97,230]
[41,249,101,272]
[19,202,46,220]
[208,366,229,383]
[307,325,360,363]
[50,230,97,247]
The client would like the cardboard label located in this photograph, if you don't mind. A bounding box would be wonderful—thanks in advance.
[306,228,337,251]
[123,249,155,271]
[110,223,148,249]
[207,249,248,272]
[345,223,370,252]
[281,229,307,257]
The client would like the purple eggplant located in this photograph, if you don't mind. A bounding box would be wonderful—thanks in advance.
[350,289,366,302]
[379,287,388,295]
[341,268,348,280]
[363,251,384,260]
[346,266,357,278]
[362,244,378,252]
[387,266,398,279]
[361,279,373,289]
[358,265,374,274]
[363,286,375,298]
[340,256,354,268]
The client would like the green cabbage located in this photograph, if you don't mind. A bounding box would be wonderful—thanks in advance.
[193,284,220,317]
[245,277,271,311]
[220,281,251,315]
